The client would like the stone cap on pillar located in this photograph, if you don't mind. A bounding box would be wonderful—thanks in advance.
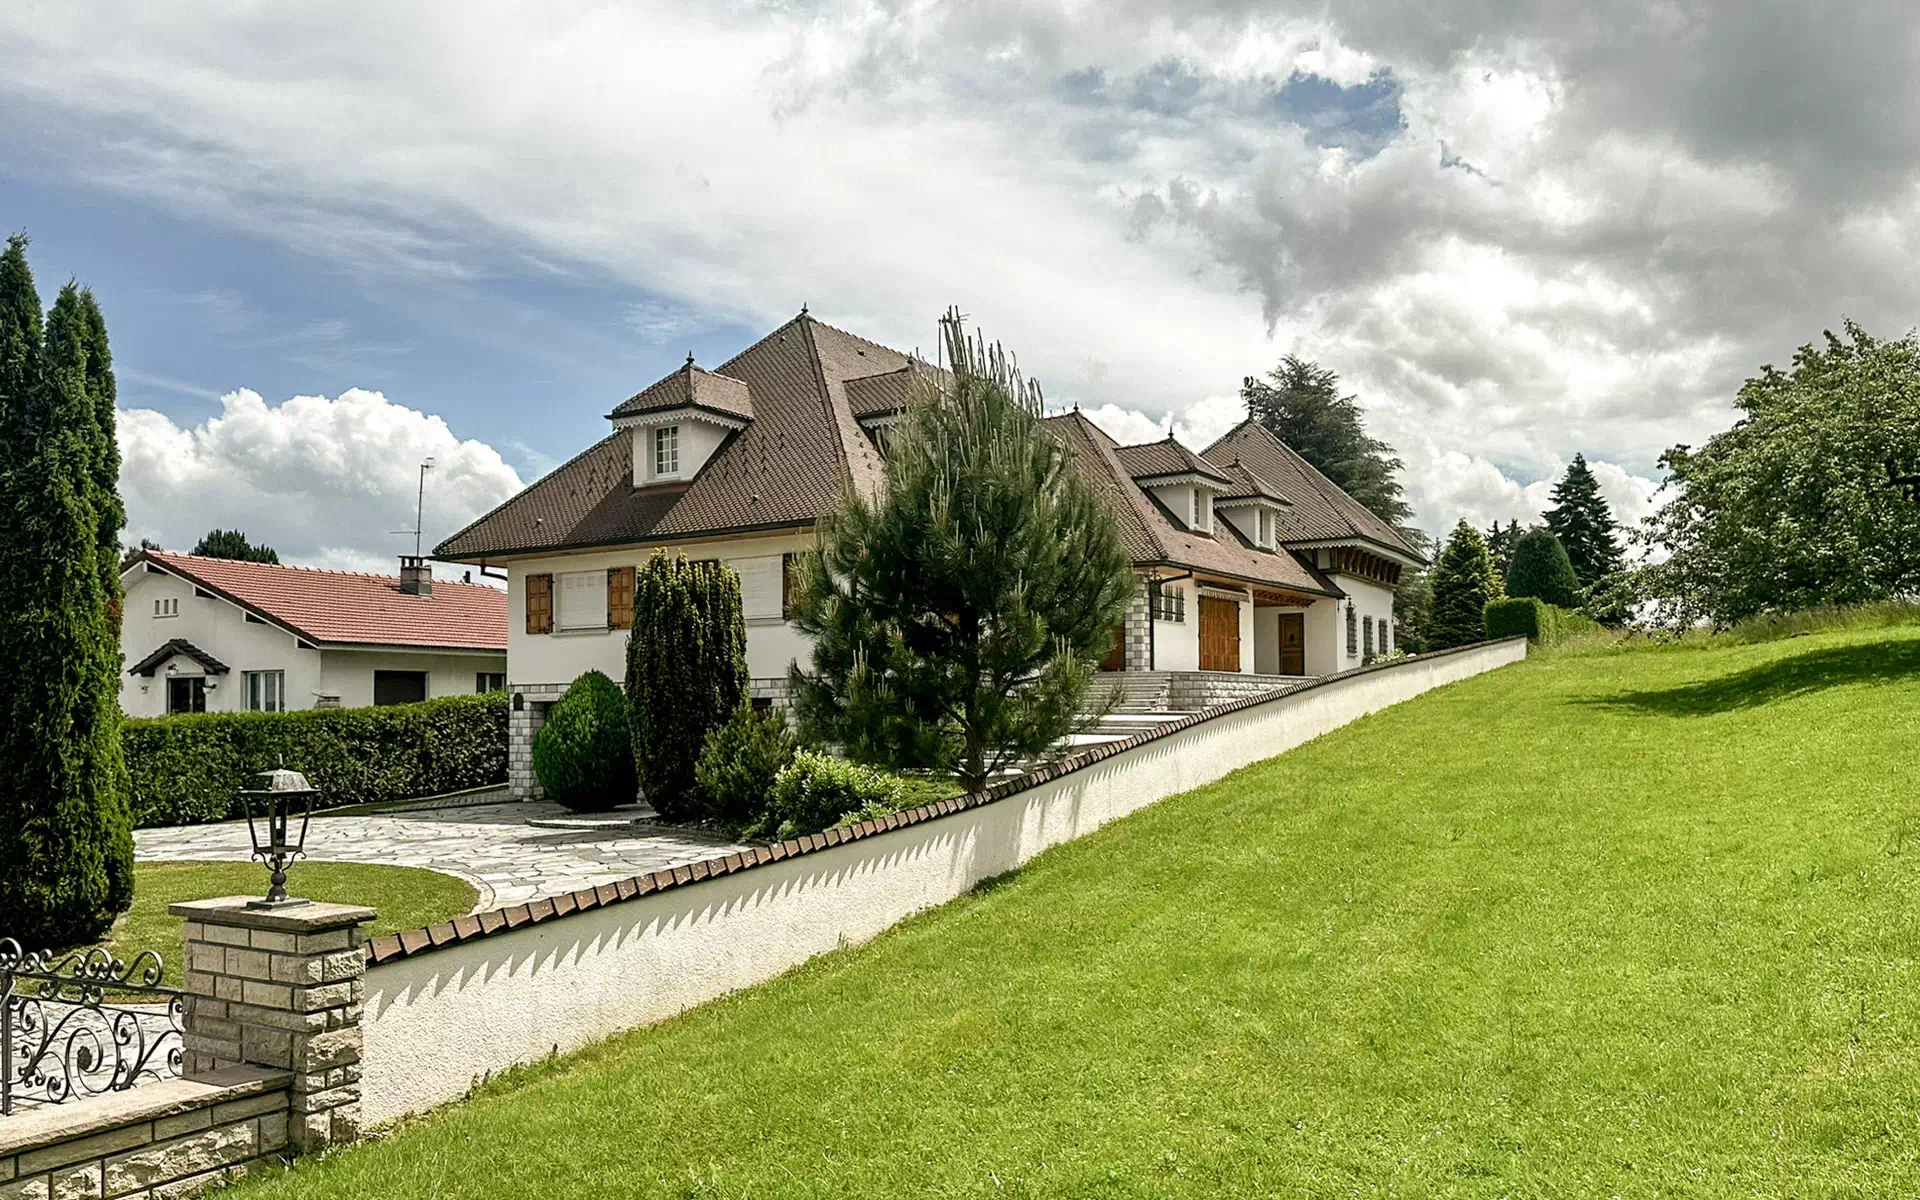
[169,896,378,932]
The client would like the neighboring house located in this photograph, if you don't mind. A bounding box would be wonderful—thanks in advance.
[434,311,1424,798]
[120,551,508,717]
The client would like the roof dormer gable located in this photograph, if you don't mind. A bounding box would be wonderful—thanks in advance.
[610,356,753,485]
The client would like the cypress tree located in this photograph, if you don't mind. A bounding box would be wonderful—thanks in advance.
[787,310,1134,792]
[1543,455,1625,588]
[0,282,135,946]
[1241,356,1412,527]
[1428,520,1503,650]
[625,553,748,820]
[0,235,40,471]
[77,289,126,626]
[1504,527,1582,609]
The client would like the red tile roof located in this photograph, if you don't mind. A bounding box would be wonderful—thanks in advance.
[134,552,507,652]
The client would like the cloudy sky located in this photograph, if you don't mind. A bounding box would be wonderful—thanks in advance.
[3,1,1915,570]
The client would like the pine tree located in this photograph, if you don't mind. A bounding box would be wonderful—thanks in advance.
[1428,520,1503,650]
[1504,527,1582,609]
[625,553,748,820]
[0,281,135,946]
[1241,356,1412,527]
[190,529,280,563]
[1543,455,1624,588]
[788,309,1134,791]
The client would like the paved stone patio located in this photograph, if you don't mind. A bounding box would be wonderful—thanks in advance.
[134,791,749,913]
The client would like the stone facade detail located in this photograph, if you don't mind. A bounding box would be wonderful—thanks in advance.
[0,1068,289,1200]
[1123,585,1152,672]
[170,898,376,1155]
[506,683,565,800]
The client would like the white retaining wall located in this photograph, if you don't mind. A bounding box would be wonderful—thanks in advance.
[359,637,1528,1124]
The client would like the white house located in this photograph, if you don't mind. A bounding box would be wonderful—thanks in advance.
[433,311,1425,799]
[120,551,508,717]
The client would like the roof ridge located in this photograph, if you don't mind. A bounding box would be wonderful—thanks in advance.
[152,550,503,592]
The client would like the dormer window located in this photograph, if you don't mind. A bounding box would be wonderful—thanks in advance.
[654,425,680,477]
[1256,508,1271,548]
[1190,488,1211,533]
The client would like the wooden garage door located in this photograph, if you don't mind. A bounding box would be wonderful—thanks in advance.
[1198,595,1240,672]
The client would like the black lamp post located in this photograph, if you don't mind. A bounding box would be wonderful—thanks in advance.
[240,768,318,908]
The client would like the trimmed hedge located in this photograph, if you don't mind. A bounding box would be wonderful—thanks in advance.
[1485,596,1601,646]
[123,692,507,828]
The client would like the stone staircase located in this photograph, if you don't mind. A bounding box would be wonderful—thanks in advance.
[1099,672,1175,714]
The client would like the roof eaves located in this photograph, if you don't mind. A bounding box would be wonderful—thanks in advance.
[135,553,320,646]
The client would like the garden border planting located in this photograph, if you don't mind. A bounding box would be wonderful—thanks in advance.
[350,637,1525,1124]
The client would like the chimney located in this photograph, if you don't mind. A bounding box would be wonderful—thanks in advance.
[399,555,434,597]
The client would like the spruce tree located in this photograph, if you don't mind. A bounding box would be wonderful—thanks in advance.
[1543,455,1624,588]
[1241,356,1412,527]
[0,281,135,946]
[788,310,1134,791]
[1483,519,1523,577]
[1504,527,1582,609]
[1428,520,1503,650]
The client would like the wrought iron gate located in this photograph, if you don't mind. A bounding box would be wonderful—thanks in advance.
[0,938,185,1115]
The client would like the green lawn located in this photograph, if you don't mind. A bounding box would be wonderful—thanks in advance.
[239,624,1920,1197]
[86,862,476,987]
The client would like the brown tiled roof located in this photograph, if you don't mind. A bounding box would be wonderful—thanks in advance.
[1113,437,1234,485]
[844,367,911,418]
[609,360,754,422]
[1202,421,1424,561]
[135,552,507,651]
[1211,460,1291,505]
[438,313,899,559]
[359,636,1525,967]
[1047,412,1338,598]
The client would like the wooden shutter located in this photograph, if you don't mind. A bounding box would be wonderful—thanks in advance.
[526,573,553,634]
[608,566,635,630]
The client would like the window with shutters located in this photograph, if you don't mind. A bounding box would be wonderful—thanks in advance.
[1346,606,1358,656]
[557,570,609,630]
[607,565,635,630]
[525,574,553,634]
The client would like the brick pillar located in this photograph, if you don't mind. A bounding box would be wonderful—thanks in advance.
[170,898,376,1154]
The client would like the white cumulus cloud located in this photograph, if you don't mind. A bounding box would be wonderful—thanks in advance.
[119,388,524,575]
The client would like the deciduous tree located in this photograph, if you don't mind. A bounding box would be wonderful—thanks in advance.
[190,528,280,563]
[1638,322,1920,628]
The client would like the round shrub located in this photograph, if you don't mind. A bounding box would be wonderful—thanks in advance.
[1506,528,1582,609]
[746,751,905,841]
[532,671,636,812]
[694,705,796,831]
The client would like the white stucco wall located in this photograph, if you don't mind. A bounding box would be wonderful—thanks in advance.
[1253,607,1280,675]
[1149,576,1199,672]
[632,419,730,486]
[316,649,510,708]
[120,567,325,717]
[506,531,818,689]
[1303,597,1341,676]
[1333,575,1397,666]
[359,636,1529,1125]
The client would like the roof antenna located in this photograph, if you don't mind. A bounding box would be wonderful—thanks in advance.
[391,457,435,558]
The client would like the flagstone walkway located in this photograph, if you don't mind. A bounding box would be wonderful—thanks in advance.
[134,791,750,913]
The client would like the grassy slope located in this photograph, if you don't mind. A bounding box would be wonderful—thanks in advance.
[90,862,476,986]
[240,626,1920,1198]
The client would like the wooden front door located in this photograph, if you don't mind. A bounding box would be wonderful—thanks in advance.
[1100,622,1126,671]
[1277,612,1305,676]
[1198,596,1241,672]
